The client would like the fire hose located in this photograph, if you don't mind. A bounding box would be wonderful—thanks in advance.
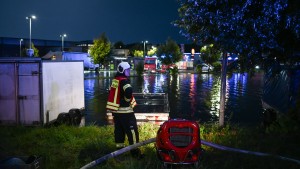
[80,138,300,169]
[201,140,300,165]
[80,138,156,169]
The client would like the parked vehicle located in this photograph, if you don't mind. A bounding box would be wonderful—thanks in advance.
[144,57,157,73]
[201,63,213,72]
[62,52,99,71]
[144,57,177,73]
[157,64,177,73]
[195,63,214,73]
[43,51,99,71]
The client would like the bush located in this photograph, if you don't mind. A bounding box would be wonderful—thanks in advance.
[135,62,144,76]
[212,62,222,72]
[195,64,202,73]
[169,65,178,75]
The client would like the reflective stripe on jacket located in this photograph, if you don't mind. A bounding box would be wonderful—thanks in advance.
[106,76,136,112]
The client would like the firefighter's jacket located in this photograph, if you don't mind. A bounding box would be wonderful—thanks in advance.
[106,75,136,113]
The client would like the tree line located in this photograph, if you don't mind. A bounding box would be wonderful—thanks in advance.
[89,33,184,67]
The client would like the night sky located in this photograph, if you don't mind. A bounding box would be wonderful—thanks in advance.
[0,0,189,44]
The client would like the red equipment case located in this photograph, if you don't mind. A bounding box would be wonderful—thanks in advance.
[155,119,202,167]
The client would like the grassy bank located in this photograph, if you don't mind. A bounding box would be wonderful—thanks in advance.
[0,123,299,169]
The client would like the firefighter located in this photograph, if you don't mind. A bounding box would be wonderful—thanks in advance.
[106,62,143,158]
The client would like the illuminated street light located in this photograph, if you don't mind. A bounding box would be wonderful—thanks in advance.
[60,34,67,51]
[26,15,36,57]
[19,39,23,57]
[142,40,148,57]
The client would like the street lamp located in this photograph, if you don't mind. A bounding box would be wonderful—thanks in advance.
[142,40,148,57]
[26,15,36,57]
[60,34,67,51]
[19,39,23,57]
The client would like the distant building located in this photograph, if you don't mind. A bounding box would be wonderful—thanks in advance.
[1,37,206,69]
[0,37,86,57]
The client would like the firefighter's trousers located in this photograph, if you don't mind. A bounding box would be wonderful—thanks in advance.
[113,112,139,148]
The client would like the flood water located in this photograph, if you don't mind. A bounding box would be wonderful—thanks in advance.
[84,71,264,126]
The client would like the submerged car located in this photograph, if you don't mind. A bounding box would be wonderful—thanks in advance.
[201,63,213,72]
[195,63,213,72]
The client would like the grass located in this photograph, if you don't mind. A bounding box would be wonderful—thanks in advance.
[0,123,299,169]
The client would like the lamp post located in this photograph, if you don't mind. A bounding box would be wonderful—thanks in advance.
[60,34,67,51]
[26,15,36,57]
[19,39,23,57]
[142,40,148,57]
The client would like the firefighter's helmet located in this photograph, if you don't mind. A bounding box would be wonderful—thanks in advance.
[117,62,130,73]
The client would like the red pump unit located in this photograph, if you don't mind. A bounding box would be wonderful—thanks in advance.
[155,119,202,166]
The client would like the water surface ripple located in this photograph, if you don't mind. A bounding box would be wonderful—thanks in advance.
[84,71,264,126]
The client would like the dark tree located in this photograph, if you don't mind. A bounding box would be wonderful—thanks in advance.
[173,0,300,126]
[90,33,111,65]
[174,0,299,68]
[156,38,183,65]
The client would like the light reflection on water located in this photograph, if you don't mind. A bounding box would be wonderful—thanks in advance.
[84,71,264,126]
